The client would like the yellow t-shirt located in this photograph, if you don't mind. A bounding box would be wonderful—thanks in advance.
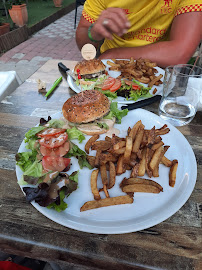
[82,0,202,53]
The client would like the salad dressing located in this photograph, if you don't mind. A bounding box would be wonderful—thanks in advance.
[42,171,59,183]
[49,177,68,199]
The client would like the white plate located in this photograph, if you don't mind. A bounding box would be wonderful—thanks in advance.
[16,109,197,234]
[67,59,165,104]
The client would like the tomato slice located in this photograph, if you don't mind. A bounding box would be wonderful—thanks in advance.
[40,141,70,157]
[132,84,141,90]
[109,79,121,92]
[124,80,141,91]
[42,156,71,172]
[102,77,116,90]
[39,133,68,149]
[37,128,66,138]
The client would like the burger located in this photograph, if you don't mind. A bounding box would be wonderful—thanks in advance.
[74,59,106,79]
[62,90,116,135]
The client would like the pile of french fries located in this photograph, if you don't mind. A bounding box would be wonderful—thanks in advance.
[80,120,178,212]
[107,58,163,88]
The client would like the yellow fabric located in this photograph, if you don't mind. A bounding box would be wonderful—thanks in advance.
[83,0,202,53]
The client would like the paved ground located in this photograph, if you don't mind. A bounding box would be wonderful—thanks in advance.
[0,6,83,83]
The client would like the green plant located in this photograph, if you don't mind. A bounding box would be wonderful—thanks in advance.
[6,0,26,10]
[0,17,5,26]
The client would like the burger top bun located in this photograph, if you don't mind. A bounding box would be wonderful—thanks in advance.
[62,90,110,124]
[74,59,106,76]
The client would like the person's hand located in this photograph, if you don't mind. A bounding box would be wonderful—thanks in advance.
[91,8,130,41]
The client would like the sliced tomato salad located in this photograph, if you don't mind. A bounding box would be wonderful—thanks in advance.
[39,132,68,149]
[37,128,66,138]
[42,156,71,172]
[36,127,71,172]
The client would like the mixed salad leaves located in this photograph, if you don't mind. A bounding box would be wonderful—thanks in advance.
[76,75,152,101]
[16,103,128,212]
[16,117,90,212]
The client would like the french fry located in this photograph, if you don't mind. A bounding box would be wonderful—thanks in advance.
[80,195,134,212]
[90,169,101,200]
[129,120,142,141]
[92,140,112,151]
[108,161,116,189]
[169,160,178,187]
[100,153,117,164]
[122,184,161,194]
[151,141,164,151]
[155,128,170,136]
[120,177,163,192]
[161,156,172,167]
[149,146,164,171]
[130,163,140,178]
[113,140,126,150]
[138,147,147,176]
[107,60,120,68]
[146,148,154,178]
[148,74,163,88]
[113,147,126,155]
[103,184,110,198]
[124,136,133,162]
[95,150,101,167]
[152,166,159,177]
[147,126,156,147]
[87,155,96,168]
[116,155,125,175]
[132,124,145,153]
[100,164,108,186]
[85,134,99,154]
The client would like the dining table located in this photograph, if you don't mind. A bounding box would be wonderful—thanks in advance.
[0,59,201,270]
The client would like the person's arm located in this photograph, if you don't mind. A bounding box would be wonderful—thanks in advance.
[76,8,130,50]
[99,12,201,68]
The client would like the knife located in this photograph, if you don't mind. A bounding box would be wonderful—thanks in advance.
[121,95,162,110]
[58,62,76,80]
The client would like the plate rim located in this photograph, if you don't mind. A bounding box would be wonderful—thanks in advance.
[16,108,197,234]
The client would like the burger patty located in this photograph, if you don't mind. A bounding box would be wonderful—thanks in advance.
[81,70,105,79]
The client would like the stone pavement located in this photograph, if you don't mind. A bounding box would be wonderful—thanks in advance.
[0,6,83,83]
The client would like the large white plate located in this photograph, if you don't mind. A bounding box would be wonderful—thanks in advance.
[67,59,165,104]
[16,109,197,234]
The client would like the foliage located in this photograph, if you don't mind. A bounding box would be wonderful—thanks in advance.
[6,0,26,10]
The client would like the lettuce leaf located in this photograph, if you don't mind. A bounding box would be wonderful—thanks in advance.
[24,126,45,143]
[16,150,38,172]
[130,90,152,101]
[23,160,43,178]
[47,189,68,212]
[66,143,92,169]
[100,90,117,101]
[47,119,65,128]
[104,102,128,124]
[69,170,79,183]
[66,127,85,143]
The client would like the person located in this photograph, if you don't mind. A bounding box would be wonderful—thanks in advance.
[76,0,202,68]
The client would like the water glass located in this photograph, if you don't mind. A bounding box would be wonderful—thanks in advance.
[159,64,202,126]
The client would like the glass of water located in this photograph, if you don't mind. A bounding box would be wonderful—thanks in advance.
[159,64,202,126]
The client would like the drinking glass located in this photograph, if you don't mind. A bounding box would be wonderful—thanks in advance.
[159,64,202,126]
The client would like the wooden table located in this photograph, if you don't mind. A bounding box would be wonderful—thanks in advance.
[0,60,201,270]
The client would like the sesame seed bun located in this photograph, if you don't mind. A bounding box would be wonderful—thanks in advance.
[62,90,110,124]
[74,59,106,78]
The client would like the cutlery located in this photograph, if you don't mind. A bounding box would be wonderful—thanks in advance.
[58,62,76,80]
[121,95,161,110]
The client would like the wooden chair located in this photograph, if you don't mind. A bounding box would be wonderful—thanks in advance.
[74,0,85,29]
